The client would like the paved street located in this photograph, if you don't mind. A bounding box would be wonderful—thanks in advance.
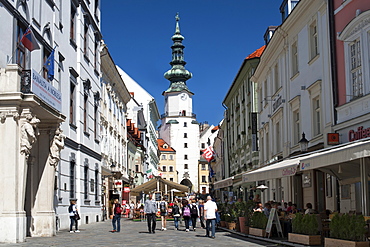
[2,219,276,246]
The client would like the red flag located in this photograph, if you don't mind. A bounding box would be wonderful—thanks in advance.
[20,27,40,51]
[202,146,215,162]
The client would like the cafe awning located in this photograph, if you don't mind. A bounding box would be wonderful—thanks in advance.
[213,177,233,190]
[131,176,189,196]
[242,157,301,183]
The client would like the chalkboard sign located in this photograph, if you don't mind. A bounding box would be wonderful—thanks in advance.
[265,208,283,238]
[155,192,161,201]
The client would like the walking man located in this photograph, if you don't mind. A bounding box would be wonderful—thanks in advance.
[112,199,123,232]
[144,194,157,234]
[204,196,218,239]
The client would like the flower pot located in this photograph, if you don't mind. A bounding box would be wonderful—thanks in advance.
[288,233,321,245]
[243,226,250,235]
[238,217,246,233]
[249,227,266,237]
[220,221,226,227]
[227,222,236,230]
[236,221,240,232]
[325,238,369,247]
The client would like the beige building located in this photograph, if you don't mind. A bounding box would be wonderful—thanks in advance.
[198,159,210,195]
[158,139,177,183]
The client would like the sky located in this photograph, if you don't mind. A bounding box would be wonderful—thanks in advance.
[101,0,282,126]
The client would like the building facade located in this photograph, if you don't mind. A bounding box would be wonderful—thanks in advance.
[0,0,102,242]
[158,14,200,192]
[158,138,177,183]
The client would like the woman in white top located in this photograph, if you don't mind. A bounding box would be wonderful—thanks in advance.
[68,199,79,233]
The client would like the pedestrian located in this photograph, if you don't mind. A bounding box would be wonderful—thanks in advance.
[159,197,168,231]
[198,200,205,228]
[172,198,181,230]
[144,194,157,234]
[181,199,191,232]
[305,203,315,214]
[189,199,200,231]
[263,202,271,218]
[68,199,80,233]
[130,201,135,219]
[204,195,217,239]
[112,199,123,232]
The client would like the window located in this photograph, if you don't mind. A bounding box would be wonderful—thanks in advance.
[184,122,187,127]
[184,155,188,160]
[16,22,26,68]
[291,41,298,76]
[161,154,166,160]
[184,143,188,148]
[169,155,173,160]
[274,63,279,92]
[94,104,98,139]
[94,169,98,201]
[276,121,281,153]
[169,166,173,172]
[162,166,167,172]
[70,3,77,42]
[350,40,363,98]
[313,97,321,136]
[263,80,268,106]
[84,165,88,199]
[135,164,139,172]
[84,94,88,132]
[202,176,207,183]
[184,164,188,169]
[201,143,205,149]
[94,0,99,19]
[83,20,89,56]
[201,164,206,170]
[309,21,318,59]
[94,35,99,69]
[293,110,300,144]
[69,160,75,198]
[184,133,187,138]
[70,82,76,125]
[170,178,173,182]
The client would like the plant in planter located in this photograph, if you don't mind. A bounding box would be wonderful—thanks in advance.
[249,211,268,237]
[289,213,321,245]
[325,213,368,247]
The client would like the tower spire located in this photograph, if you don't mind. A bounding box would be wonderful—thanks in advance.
[164,13,192,93]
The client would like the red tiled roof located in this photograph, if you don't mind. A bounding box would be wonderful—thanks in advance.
[212,126,220,131]
[157,138,176,152]
[246,45,265,59]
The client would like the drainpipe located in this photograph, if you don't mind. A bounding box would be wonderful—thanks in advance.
[328,0,338,124]
[222,103,229,180]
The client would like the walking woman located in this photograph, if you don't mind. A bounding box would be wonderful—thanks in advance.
[198,200,205,228]
[172,198,181,230]
[181,199,191,232]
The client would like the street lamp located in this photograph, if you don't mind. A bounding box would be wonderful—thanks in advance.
[256,184,268,192]
[298,132,309,152]
[134,173,139,184]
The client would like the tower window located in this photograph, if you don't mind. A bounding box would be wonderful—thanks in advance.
[184,155,188,160]
[184,122,187,127]
[184,133,187,138]
[184,143,188,148]
[184,164,188,169]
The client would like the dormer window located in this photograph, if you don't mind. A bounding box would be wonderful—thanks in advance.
[163,144,168,149]
[280,0,299,22]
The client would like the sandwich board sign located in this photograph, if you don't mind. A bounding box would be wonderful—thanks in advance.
[265,208,283,238]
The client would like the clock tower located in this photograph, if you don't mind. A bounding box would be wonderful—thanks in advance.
[159,13,200,192]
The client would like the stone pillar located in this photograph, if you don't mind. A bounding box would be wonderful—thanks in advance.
[360,158,369,215]
[29,128,56,237]
[0,110,28,243]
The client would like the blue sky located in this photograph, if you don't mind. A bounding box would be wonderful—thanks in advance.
[101,1,282,126]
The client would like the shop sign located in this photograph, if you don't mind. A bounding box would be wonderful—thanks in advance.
[348,126,370,142]
[123,187,130,193]
[300,162,310,170]
[282,166,297,176]
[31,69,62,112]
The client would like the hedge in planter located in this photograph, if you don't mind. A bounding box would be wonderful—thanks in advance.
[250,211,268,229]
[289,213,321,245]
[329,213,367,242]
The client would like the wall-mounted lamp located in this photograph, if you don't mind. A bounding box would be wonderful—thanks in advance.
[299,132,309,152]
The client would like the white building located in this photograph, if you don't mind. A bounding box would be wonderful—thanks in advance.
[117,66,160,182]
[251,0,334,209]
[0,0,102,242]
[158,14,200,192]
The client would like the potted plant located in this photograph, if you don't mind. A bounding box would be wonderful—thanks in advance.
[249,211,268,237]
[325,213,368,247]
[288,213,321,245]
[235,200,254,234]
[220,213,227,227]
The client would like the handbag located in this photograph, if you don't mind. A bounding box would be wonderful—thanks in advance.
[75,212,81,220]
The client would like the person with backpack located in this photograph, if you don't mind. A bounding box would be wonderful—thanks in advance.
[172,198,181,230]
[112,199,123,232]
[189,199,200,231]
[68,199,79,233]
[159,197,168,231]
[181,199,191,232]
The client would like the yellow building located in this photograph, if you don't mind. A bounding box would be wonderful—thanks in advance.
[198,158,210,195]
[158,139,177,183]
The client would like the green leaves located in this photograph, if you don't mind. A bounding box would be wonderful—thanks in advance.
[292,213,319,235]
[250,212,268,229]
[330,213,366,241]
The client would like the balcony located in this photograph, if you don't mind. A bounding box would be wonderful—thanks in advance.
[161,111,196,118]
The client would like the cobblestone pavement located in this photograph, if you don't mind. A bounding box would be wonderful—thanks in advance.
[2,219,277,247]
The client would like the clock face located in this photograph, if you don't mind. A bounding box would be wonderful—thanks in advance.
[180,93,188,101]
